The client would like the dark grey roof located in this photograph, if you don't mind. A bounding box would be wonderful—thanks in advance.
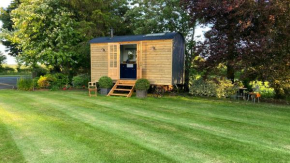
[90,32,180,44]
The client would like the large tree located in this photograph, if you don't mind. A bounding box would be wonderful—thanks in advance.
[5,0,83,73]
[183,0,290,97]
[0,0,21,57]
[2,0,131,75]
[126,0,196,90]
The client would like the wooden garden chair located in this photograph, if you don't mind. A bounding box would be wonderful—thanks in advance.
[247,85,261,103]
[88,82,97,97]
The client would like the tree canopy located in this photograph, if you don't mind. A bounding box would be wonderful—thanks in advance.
[182,0,290,97]
[0,0,21,57]
[126,0,196,90]
[1,0,290,97]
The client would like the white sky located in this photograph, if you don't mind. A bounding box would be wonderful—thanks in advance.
[0,0,15,65]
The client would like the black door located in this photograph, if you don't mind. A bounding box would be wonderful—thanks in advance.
[120,64,137,79]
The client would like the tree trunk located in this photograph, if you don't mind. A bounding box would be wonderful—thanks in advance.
[227,24,235,83]
[226,63,235,83]
[184,24,196,92]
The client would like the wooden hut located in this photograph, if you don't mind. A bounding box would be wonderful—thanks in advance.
[89,32,185,97]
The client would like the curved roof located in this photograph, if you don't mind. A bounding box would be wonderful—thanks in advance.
[89,32,182,44]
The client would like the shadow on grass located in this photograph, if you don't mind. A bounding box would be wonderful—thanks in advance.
[0,118,26,162]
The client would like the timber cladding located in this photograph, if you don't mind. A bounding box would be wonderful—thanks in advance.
[90,40,172,85]
[142,40,172,85]
[91,43,108,82]
[90,32,185,86]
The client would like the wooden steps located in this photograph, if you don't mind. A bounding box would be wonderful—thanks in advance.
[107,80,136,97]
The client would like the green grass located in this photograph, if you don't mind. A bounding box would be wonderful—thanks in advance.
[0,90,290,163]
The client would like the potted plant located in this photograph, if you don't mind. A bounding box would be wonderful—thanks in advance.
[135,79,150,98]
[98,76,113,95]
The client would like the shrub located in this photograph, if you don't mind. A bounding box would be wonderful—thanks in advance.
[250,81,275,98]
[135,79,150,90]
[72,74,90,88]
[17,78,33,91]
[37,73,69,90]
[0,66,15,74]
[50,73,69,88]
[190,78,235,98]
[98,76,113,88]
[33,77,40,89]
[37,76,50,88]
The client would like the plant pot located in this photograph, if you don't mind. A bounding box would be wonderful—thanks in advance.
[136,89,147,98]
[100,88,111,95]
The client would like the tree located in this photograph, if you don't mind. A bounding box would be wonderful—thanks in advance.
[63,0,131,37]
[3,0,86,74]
[183,0,290,98]
[0,0,21,57]
[2,0,132,76]
[125,0,196,90]
[0,51,6,70]
[59,0,132,74]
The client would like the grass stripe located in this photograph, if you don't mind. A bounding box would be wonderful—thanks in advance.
[0,91,176,163]
[21,91,290,162]
[0,117,26,163]
[1,90,290,162]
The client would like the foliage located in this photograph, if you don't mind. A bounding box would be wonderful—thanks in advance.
[50,73,69,89]
[32,66,47,77]
[72,74,90,88]
[33,77,40,89]
[37,76,50,88]
[0,51,6,70]
[0,64,32,75]
[190,78,235,98]
[98,76,113,89]
[2,0,83,73]
[135,79,150,90]
[1,0,132,75]
[125,0,196,91]
[0,0,21,57]
[183,0,290,97]
[36,73,68,89]
[250,81,275,98]
[271,79,290,99]
[37,75,56,89]
[17,77,33,91]
[0,66,15,74]
[65,0,131,37]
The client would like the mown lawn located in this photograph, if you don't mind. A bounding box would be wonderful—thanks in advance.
[0,90,290,163]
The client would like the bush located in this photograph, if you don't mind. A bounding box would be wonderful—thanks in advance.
[269,79,290,99]
[37,76,51,88]
[50,73,69,88]
[0,66,15,74]
[72,74,90,88]
[98,76,113,88]
[17,78,33,91]
[36,73,69,90]
[33,77,40,89]
[135,79,150,90]
[190,78,235,98]
[250,81,275,98]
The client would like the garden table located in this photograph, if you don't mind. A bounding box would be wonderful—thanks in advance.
[236,88,247,100]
